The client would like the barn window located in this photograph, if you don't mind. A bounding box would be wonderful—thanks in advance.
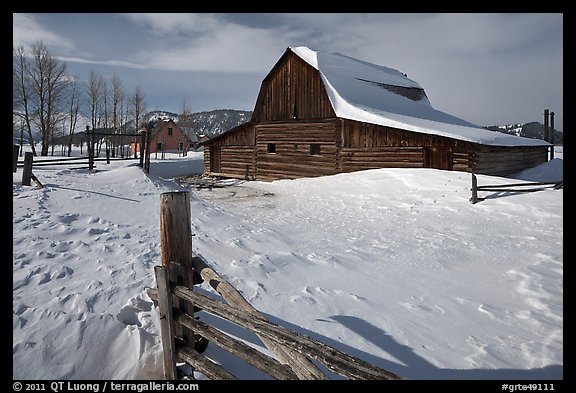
[168,127,173,135]
[310,144,321,155]
[157,142,162,151]
[267,143,276,153]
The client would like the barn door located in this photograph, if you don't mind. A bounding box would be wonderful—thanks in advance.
[210,146,221,173]
[423,147,453,170]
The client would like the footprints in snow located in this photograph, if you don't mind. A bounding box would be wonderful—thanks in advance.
[288,285,367,306]
[401,295,445,315]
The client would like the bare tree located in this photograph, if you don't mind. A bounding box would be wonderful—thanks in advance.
[179,95,195,154]
[111,75,124,157]
[65,76,82,157]
[131,86,147,133]
[13,46,38,155]
[86,71,105,129]
[86,70,107,156]
[25,41,68,156]
[100,78,111,156]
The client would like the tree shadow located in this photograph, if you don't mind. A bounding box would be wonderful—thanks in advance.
[326,315,562,380]
[193,287,562,381]
[48,184,141,202]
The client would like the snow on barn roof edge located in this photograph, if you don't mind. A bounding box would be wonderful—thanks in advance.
[290,46,549,147]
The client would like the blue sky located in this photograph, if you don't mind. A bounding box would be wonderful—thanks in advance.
[13,13,563,131]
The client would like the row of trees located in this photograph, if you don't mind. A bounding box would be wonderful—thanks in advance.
[13,40,148,157]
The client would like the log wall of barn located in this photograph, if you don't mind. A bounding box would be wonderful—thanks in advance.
[339,119,458,172]
[471,145,549,176]
[255,120,338,180]
[203,123,256,179]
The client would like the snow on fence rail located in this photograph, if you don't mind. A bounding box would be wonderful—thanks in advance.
[470,173,562,204]
[147,191,406,380]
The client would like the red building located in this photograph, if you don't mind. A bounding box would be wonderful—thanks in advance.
[133,119,194,156]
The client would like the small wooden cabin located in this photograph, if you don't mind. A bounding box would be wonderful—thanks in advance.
[202,46,549,181]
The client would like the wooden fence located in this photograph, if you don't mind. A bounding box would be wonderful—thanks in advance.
[148,191,406,380]
[470,173,563,204]
[14,130,148,187]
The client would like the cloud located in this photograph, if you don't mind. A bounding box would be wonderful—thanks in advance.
[121,13,223,35]
[57,55,148,69]
[119,13,294,73]
[12,13,75,51]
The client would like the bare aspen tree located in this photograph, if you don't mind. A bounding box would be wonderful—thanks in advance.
[111,75,124,157]
[13,46,37,156]
[131,86,147,134]
[118,93,126,157]
[27,41,68,156]
[65,76,81,157]
[100,78,110,157]
[179,95,195,155]
[86,70,105,155]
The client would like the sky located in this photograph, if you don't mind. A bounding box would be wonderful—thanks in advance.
[13,145,563,380]
[12,13,564,131]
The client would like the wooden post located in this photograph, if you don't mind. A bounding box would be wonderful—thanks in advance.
[159,192,197,364]
[154,266,178,380]
[13,145,20,173]
[550,112,555,160]
[145,129,151,173]
[88,126,94,171]
[139,131,146,168]
[470,173,478,204]
[544,109,549,142]
[22,152,33,186]
[106,147,110,164]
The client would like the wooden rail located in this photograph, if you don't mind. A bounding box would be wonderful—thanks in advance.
[149,191,406,380]
[470,173,562,204]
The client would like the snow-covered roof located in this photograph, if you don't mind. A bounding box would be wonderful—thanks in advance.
[290,46,549,147]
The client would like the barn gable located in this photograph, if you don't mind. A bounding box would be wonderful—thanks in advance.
[203,47,549,180]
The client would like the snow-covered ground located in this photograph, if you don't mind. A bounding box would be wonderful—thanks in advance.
[13,147,563,380]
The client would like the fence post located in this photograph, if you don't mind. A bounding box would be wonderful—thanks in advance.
[159,191,198,372]
[154,266,178,380]
[139,131,146,168]
[550,112,555,160]
[470,173,478,204]
[22,152,33,186]
[13,145,20,173]
[88,126,94,171]
[145,129,151,173]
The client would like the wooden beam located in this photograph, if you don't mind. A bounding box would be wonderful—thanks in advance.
[177,347,238,380]
[177,314,297,380]
[173,285,405,380]
[190,254,327,380]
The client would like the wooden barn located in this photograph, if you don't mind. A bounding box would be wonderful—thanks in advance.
[133,119,194,155]
[202,46,550,181]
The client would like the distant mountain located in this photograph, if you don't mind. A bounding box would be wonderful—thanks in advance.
[483,122,563,145]
[144,109,252,139]
[187,109,252,138]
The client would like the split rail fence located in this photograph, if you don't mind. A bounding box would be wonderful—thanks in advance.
[147,191,406,380]
[470,173,562,204]
[13,129,149,187]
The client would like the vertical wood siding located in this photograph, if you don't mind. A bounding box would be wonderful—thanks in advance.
[253,52,336,122]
